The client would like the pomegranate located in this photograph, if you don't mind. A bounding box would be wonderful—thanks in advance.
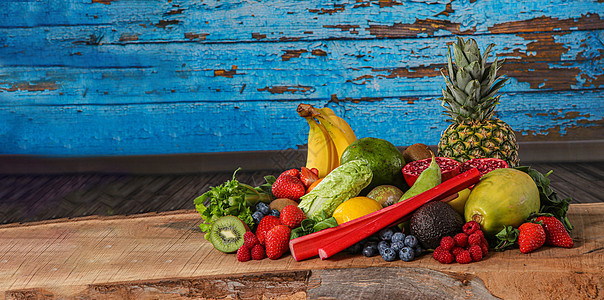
[402,157,461,187]
[459,158,509,177]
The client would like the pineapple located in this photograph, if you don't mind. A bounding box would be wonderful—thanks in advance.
[437,37,519,167]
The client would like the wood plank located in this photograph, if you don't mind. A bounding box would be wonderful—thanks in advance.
[0,204,601,299]
[0,0,600,42]
[0,0,602,157]
[2,31,601,107]
[2,91,602,156]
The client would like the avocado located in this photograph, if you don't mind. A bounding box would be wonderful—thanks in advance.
[340,137,406,195]
[409,201,463,250]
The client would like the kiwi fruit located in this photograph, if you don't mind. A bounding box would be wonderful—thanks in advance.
[270,198,298,212]
[403,143,433,163]
[209,215,248,253]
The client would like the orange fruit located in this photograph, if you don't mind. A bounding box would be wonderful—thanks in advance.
[332,196,383,225]
[306,178,323,193]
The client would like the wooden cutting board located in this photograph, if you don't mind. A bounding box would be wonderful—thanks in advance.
[0,204,602,299]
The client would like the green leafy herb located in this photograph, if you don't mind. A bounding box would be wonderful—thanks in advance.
[193,168,273,235]
[313,217,338,232]
[290,217,339,240]
[514,166,573,232]
[494,225,519,251]
[290,219,317,240]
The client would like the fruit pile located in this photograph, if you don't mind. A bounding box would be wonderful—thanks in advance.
[193,37,575,265]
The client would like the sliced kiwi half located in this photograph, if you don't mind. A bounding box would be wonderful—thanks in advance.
[209,215,247,253]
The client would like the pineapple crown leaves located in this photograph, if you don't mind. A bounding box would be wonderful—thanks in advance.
[439,37,509,123]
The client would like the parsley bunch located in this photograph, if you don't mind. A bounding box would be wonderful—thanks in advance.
[194,168,274,237]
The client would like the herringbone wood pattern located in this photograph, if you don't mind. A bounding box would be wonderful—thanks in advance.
[1,163,602,225]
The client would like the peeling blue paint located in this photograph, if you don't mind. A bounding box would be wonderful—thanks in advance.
[0,0,602,156]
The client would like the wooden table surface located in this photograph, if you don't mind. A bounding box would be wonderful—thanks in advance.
[0,203,602,299]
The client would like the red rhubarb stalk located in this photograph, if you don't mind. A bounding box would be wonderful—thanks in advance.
[289,168,480,261]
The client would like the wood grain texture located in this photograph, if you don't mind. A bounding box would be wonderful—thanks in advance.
[0,0,602,156]
[0,204,602,299]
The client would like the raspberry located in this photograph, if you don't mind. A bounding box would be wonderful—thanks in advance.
[468,245,483,262]
[455,250,472,264]
[433,246,444,260]
[454,233,468,248]
[440,236,455,251]
[434,247,454,264]
[468,232,482,246]
[474,229,484,239]
[480,242,489,255]
[236,245,251,262]
[244,231,259,249]
[452,246,464,257]
[462,221,480,235]
[251,244,265,260]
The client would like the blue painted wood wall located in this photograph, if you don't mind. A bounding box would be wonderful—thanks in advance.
[1,0,603,156]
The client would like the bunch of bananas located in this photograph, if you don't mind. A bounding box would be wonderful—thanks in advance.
[297,104,357,178]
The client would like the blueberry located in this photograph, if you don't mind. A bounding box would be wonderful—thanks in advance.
[252,211,264,224]
[399,246,415,262]
[255,202,271,215]
[379,227,395,241]
[346,241,363,254]
[381,247,397,262]
[404,235,418,248]
[269,209,280,217]
[378,241,390,253]
[391,232,405,243]
[390,241,405,253]
[362,242,378,257]
[414,245,423,256]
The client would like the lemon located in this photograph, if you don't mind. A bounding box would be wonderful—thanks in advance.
[446,188,471,215]
[332,196,383,225]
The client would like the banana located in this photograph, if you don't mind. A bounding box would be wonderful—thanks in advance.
[302,116,338,178]
[298,103,358,169]
[313,111,356,163]
[318,107,357,144]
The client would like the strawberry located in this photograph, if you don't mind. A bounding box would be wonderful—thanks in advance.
[300,167,319,188]
[243,231,259,249]
[454,232,468,248]
[236,244,251,262]
[280,169,300,178]
[265,225,291,259]
[455,250,472,264]
[462,221,480,235]
[272,174,306,201]
[251,244,265,260]
[310,168,319,176]
[440,236,455,251]
[468,245,483,262]
[536,216,574,248]
[518,222,546,254]
[280,205,306,228]
[255,215,281,245]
